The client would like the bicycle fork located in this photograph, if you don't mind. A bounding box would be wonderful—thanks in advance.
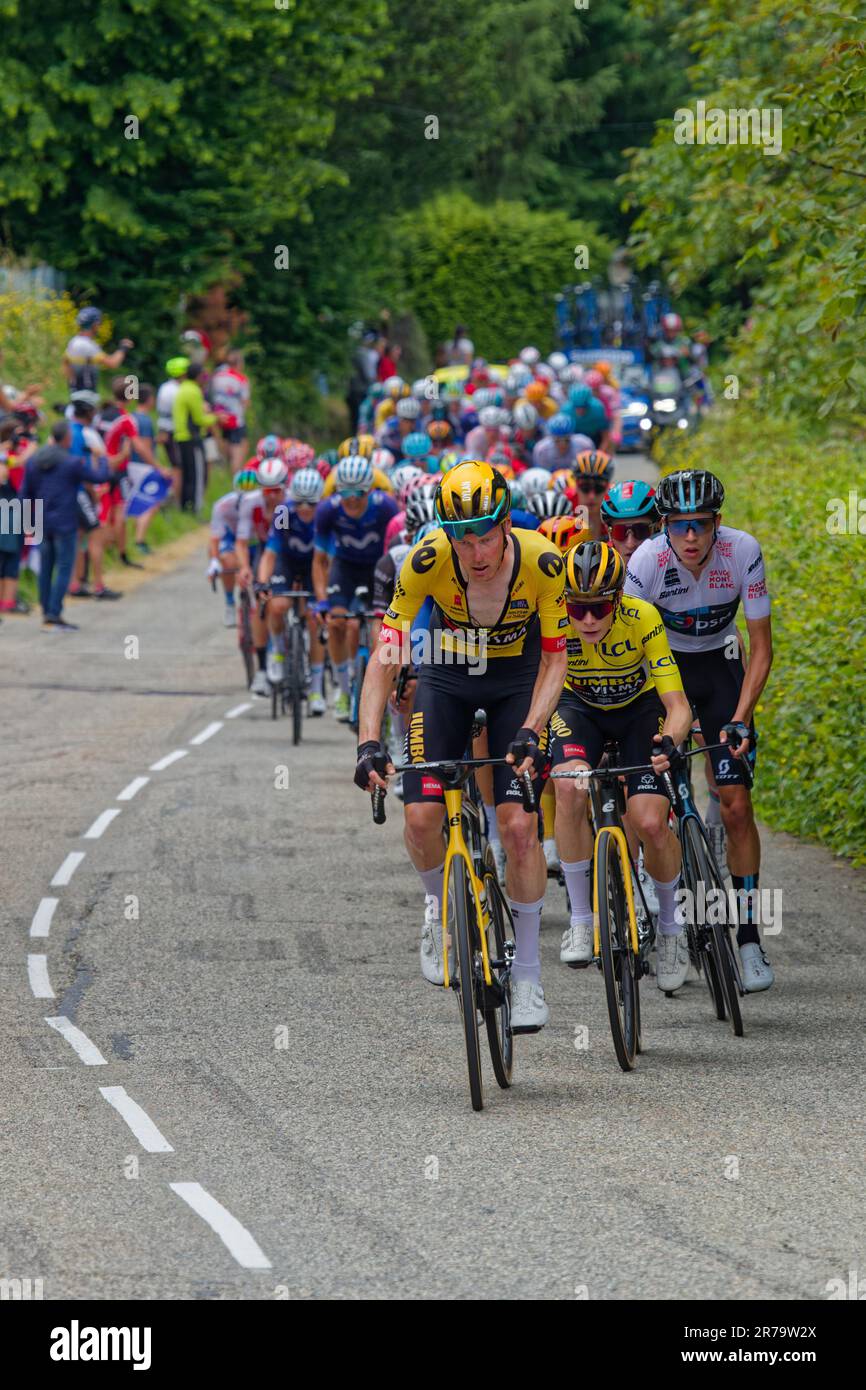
[441,788,493,992]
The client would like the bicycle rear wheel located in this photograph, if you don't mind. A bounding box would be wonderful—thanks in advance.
[239,599,255,688]
[597,833,638,1071]
[448,856,484,1112]
[482,847,513,1089]
[348,651,367,734]
[289,623,305,746]
[682,817,743,1036]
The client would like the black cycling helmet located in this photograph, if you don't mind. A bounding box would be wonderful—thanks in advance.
[655,469,724,516]
[564,540,625,600]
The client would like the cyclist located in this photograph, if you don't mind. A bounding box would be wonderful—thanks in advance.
[624,469,775,992]
[207,466,259,626]
[571,450,613,539]
[601,480,659,563]
[354,460,568,1033]
[549,541,693,989]
[567,384,608,448]
[531,412,594,472]
[236,457,290,695]
[257,466,327,711]
[313,455,399,721]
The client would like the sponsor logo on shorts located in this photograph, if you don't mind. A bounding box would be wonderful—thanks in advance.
[421,776,443,796]
[637,773,657,790]
[562,743,587,759]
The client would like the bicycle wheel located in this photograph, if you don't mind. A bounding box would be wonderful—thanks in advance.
[677,815,726,1019]
[448,856,484,1112]
[348,651,367,734]
[597,833,638,1071]
[271,680,278,720]
[682,818,743,1036]
[239,600,255,688]
[482,846,513,1089]
[289,623,305,746]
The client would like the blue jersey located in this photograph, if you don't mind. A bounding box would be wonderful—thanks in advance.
[511,507,539,531]
[266,502,315,566]
[314,490,399,566]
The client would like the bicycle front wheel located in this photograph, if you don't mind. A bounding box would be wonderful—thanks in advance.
[482,847,513,1089]
[239,600,255,688]
[448,856,484,1112]
[682,817,743,1037]
[289,624,305,746]
[597,833,639,1071]
[348,652,367,734]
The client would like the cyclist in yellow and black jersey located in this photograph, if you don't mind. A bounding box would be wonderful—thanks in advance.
[549,540,694,993]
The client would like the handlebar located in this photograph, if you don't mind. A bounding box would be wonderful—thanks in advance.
[369,757,536,823]
[550,739,754,791]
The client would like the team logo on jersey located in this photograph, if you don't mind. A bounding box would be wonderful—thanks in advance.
[538,550,563,578]
[626,569,644,589]
[747,552,763,574]
[707,568,734,590]
[411,543,438,574]
[663,565,680,586]
[509,599,529,610]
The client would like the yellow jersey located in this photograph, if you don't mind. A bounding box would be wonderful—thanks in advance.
[322,465,393,497]
[381,526,568,660]
[565,595,684,708]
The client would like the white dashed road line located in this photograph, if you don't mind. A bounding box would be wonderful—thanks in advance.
[150,749,189,772]
[224,702,252,719]
[83,808,121,840]
[169,1183,272,1270]
[30,897,59,939]
[27,955,54,1000]
[99,1087,174,1153]
[45,1016,107,1066]
[190,721,223,746]
[51,852,86,887]
[117,776,150,802]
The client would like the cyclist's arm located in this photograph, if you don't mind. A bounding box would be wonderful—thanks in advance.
[235,538,252,583]
[358,631,401,749]
[657,687,693,746]
[519,646,568,739]
[257,547,276,585]
[730,615,772,728]
[312,548,331,603]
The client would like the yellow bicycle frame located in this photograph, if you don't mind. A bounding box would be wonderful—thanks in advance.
[592,825,640,957]
[440,787,493,991]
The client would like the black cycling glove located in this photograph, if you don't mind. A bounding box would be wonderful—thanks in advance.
[508,726,547,778]
[654,734,684,771]
[722,720,751,754]
[354,740,390,791]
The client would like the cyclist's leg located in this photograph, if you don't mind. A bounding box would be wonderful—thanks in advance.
[548,697,601,957]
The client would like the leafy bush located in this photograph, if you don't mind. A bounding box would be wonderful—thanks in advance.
[392,192,612,361]
[0,271,79,405]
[659,408,866,864]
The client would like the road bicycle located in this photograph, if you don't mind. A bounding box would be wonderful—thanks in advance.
[256,587,314,742]
[370,753,535,1112]
[212,573,255,688]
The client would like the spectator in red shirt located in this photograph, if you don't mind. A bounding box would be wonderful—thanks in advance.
[103,378,145,569]
[376,341,401,383]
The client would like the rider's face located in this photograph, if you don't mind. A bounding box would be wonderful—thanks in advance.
[451,521,510,580]
[569,603,615,645]
[666,511,717,566]
[339,494,368,518]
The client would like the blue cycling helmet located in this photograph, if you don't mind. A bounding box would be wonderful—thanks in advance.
[601,480,659,524]
[548,412,573,438]
[403,431,431,461]
[568,384,593,409]
[76,307,103,330]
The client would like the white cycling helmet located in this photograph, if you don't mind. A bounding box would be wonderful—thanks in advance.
[256,457,289,488]
[519,346,541,367]
[411,378,429,400]
[383,374,405,399]
[514,401,539,432]
[535,363,555,383]
[371,447,395,471]
[562,363,585,384]
[289,467,324,504]
[396,396,421,420]
[529,489,572,519]
[520,467,553,497]
[548,351,568,374]
[335,455,374,492]
[390,463,425,500]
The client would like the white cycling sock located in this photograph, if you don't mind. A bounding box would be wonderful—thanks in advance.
[336,661,350,697]
[418,863,444,913]
[509,895,544,985]
[483,802,501,847]
[561,858,592,925]
[705,789,722,825]
[654,873,682,934]
[310,663,324,695]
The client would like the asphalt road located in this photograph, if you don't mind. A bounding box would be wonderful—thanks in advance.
[1,487,864,1301]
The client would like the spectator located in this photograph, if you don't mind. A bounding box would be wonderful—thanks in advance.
[102,378,145,569]
[66,396,121,603]
[347,330,379,431]
[0,456,27,616]
[376,340,401,383]
[63,307,133,396]
[21,420,110,631]
[172,362,215,513]
[127,384,171,555]
[210,350,251,471]
[156,357,189,503]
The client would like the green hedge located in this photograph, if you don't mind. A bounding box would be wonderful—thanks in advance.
[658,409,866,865]
[392,192,611,361]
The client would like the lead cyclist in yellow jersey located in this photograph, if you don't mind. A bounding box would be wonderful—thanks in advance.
[354,460,568,1033]
[549,540,693,992]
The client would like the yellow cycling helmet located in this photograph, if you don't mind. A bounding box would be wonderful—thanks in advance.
[564,540,624,599]
[338,433,375,459]
[574,449,613,478]
[435,460,511,538]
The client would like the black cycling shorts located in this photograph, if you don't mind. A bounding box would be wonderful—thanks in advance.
[327,558,377,612]
[401,651,546,808]
[270,564,313,597]
[549,687,667,797]
[675,645,757,787]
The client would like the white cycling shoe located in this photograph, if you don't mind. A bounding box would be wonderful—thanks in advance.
[656,929,690,992]
[420,896,451,986]
[740,942,774,992]
[308,692,326,717]
[637,849,659,915]
[510,980,549,1032]
[543,838,560,875]
[266,651,285,684]
[223,602,236,628]
[250,669,270,697]
[560,919,594,966]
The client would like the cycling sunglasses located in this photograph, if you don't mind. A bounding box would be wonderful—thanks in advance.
[337,487,369,499]
[576,479,608,495]
[437,504,507,540]
[666,516,715,536]
[609,522,654,542]
[566,598,616,621]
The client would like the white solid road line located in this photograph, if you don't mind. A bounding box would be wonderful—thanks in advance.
[28,955,54,1000]
[224,702,252,719]
[190,721,223,746]
[99,1087,174,1153]
[45,1016,107,1066]
[50,852,86,887]
[83,808,121,840]
[169,1183,272,1270]
[30,897,59,938]
[150,749,189,772]
[117,776,150,802]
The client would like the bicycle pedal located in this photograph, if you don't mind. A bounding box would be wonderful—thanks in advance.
[566,959,592,971]
[510,1023,542,1035]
